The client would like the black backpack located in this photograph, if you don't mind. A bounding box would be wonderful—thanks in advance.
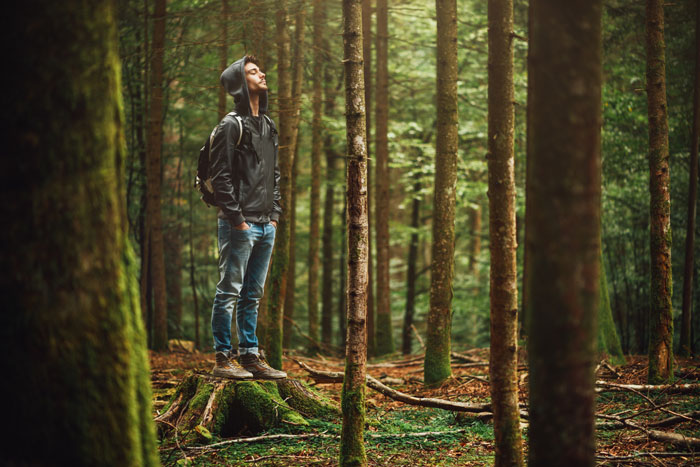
[194,112,244,207]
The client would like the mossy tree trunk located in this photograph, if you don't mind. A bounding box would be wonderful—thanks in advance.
[147,0,169,351]
[680,1,700,357]
[308,0,326,351]
[403,180,421,355]
[157,375,339,439]
[374,0,394,357]
[487,0,525,464]
[599,251,625,364]
[341,0,369,464]
[363,0,376,358]
[645,0,674,384]
[425,0,458,386]
[266,0,293,370]
[527,1,602,466]
[2,1,159,464]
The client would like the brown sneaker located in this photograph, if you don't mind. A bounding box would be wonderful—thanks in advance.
[213,351,253,380]
[239,352,287,380]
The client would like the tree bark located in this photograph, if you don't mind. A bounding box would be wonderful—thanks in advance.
[646,0,674,384]
[520,0,533,341]
[403,180,421,355]
[249,0,269,73]
[527,2,602,466]
[425,0,458,386]
[266,0,294,369]
[2,1,159,463]
[322,63,339,347]
[487,0,524,464]
[147,0,169,351]
[308,0,325,351]
[340,0,369,463]
[363,0,376,357]
[374,0,394,356]
[283,3,307,349]
[680,0,700,357]
[598,250,625,364]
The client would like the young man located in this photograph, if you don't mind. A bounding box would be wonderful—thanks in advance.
[209,55,286,380]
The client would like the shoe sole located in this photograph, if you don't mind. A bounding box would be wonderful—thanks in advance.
[212,370,254,380]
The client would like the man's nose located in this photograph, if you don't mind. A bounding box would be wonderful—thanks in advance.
[260,71,265,79]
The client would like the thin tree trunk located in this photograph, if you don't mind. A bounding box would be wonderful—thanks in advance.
[425,0,458,386]
[363,0,376,357]
[375,0,394,356]
[340,0,369,463]
[487,0,524,464]
[646,0,674,384]
[308,0,325,351]
[3,1,159,463]
[520,0,533,341]
[266,0,294,370]
[339,188,349,350]
[403,181,421,355]
[147,0,168,351]
[250,0,269,72]
[188,187,200,350]
[527,1,602,466]
[680,1,700,357]
[322,63,338,347]
[218,0,229,120]
[283,3,307,349]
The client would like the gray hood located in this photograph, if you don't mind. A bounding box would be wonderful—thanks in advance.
[219,56,268,116]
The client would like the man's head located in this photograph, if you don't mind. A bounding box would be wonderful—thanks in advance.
[244,56,267,95]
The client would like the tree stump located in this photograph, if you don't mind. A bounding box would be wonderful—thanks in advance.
[155,374,340,440]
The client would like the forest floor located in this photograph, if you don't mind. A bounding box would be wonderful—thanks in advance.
[151,347,700,466]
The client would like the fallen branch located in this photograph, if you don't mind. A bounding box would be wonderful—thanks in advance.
[170,428,471,453]
[411,324,425,350]
[597,451,699,462]
[294,359,490,414]
[648,410,700,428]
[595,381,700,395]
[596,410,700,450]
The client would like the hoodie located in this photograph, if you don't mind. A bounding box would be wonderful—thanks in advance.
[209,56,282,227]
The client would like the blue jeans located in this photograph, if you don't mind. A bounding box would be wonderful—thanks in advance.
[211,219,276,355]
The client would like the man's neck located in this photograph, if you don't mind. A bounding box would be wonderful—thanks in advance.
[249,93,260,116]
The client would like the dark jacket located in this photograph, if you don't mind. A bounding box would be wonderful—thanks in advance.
[210,56,282,227]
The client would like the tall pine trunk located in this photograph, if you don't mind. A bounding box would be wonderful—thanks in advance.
[308,0,325,350]
[363,0,376,357]
[340,0,369,463]
[3,1,158,463]
[646,0,674,383]
[425,0,458,386]
[322,63,339,347]
[283,3,307,349]
[374,0,394,356]
[528,1,602,466]
[403,180,421,355]
[487,0,524,464]
[680,1,700,357]
[147,0,169,351]
[266,0,294,369]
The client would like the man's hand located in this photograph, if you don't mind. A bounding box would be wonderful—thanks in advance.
[235,221,251,231]
[270,220,278,229]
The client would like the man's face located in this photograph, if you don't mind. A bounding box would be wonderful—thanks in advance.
[244,62,267,94]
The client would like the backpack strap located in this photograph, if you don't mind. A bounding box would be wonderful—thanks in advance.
[229,111,244,146]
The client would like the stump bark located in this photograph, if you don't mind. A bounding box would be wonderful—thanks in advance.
[156,374,340,440]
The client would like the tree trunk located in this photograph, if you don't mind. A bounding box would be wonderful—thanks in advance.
[403,181,421,355]
[147,0,169,351]
[340,0,369,463]
[425,0,458,386]
[646,0,674,384]
[308,0,326,351]
[249,0,269,73]
[2,1,159,464]
[527,1,602,466]
[339,189,349,351]
[266,0,294,370]
[218,0,229,120]
[189,188,200,350]
[599,250,625,364]
[363,0,376,357]
[487,0,524,464]
[283,3,307,349]
[520,0,533,341]
[322,63,339,347]
[374,0,394,356]
[680,1,700,357]
[157,375,339,440]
